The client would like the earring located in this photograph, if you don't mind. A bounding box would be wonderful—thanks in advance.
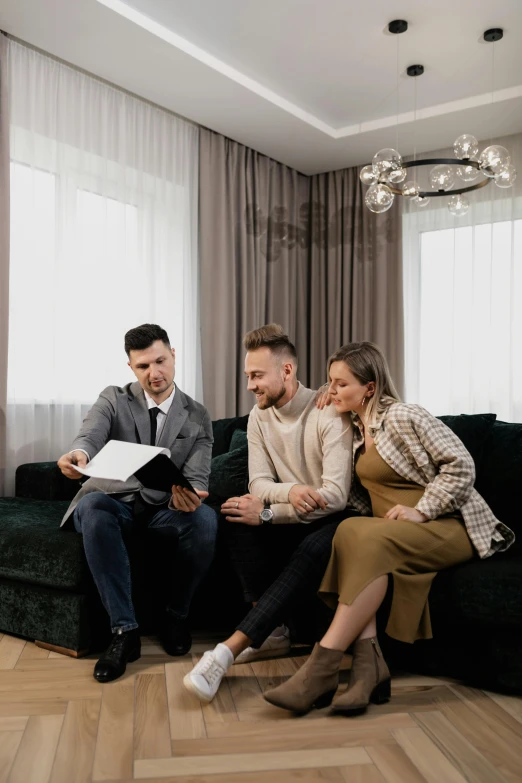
[361,396,367,407]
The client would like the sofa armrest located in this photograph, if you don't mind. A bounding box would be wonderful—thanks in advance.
[15,462,81,501]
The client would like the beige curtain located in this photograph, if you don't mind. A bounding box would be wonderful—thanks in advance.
[199,128,403,418]
[0,34,9,495]
[306,169,403,399]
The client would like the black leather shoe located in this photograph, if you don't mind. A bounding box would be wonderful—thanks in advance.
[160,617,192,656]
[93,628,141,683]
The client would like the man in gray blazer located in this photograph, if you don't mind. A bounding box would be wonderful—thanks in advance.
[58,323,217,683]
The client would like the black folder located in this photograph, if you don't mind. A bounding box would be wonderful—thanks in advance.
[133,454,196,495]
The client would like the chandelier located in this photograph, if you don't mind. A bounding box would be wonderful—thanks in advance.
[362,21,517,215]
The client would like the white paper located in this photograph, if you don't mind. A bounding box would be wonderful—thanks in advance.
[73,440,171,482]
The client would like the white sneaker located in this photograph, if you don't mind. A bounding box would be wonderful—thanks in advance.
[234,625,291,664]
[183,643,234,703]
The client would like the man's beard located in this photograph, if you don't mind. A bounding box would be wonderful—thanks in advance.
[148,378,172,394]
[258,383,286,410]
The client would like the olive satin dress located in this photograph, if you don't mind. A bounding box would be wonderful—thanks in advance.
[319,444,475,643]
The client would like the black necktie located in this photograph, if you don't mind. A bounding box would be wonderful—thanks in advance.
[149,407,160,446]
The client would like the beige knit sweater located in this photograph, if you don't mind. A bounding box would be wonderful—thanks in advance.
[247,383,353,523]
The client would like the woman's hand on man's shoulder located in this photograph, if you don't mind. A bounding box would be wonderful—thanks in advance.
[314,384,332,410]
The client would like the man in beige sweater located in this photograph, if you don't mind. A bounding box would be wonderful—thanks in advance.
[184,324,356,703]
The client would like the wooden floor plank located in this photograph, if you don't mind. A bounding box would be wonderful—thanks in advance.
[362,684,451,716]
[172,724,395,757]
[225,661,265,716]
[435,688,522,781]
[0,700,67,717]
[165,660,206,741]
[135,747,372,778]
[414,709,509,783]
[13,658,165,675]
[92,676,135,781]
[100,768,346,783]
[9,714,65,783]
[366,744,426,783]
[17,642,50,662]
[450,684,522,740]
[250,658,300,693]
[205,712,415,739]
[0,637,26,670]
[0,731,24,783]
[339,764,386,782]
[0,716,28,731]
[484,690,522,726]
[392,727,467,783]
[134,673,172,760]
[201,677,238,726]
[50,699,101,783]
[0,668,102,703]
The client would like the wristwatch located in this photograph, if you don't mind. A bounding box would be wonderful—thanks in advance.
[259,503,274,525]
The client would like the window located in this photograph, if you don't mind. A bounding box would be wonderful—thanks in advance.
[6,39,200,495]
[404,219,522,421]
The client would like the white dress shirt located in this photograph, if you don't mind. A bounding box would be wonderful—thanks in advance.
[144,385,176,444]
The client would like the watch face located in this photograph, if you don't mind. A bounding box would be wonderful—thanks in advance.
[260,509,273,522]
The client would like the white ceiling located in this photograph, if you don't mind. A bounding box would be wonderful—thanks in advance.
[1,0,522,174]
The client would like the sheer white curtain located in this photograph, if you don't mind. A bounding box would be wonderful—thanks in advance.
[6,40,200,495]
[403,132,522,422]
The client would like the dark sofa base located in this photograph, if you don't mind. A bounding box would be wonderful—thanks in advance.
[0,578,102,652]
[383,625,522,696]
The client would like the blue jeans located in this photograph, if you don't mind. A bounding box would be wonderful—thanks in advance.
[73,492,217,633]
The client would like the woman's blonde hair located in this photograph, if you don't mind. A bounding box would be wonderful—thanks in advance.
[327,342,401,429]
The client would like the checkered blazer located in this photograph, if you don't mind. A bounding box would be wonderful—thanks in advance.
[346,402,514,559]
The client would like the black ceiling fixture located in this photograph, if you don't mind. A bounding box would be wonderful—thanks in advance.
[360,23,516,215]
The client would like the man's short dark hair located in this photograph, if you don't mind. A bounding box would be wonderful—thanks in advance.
[124,324,170,356]
[243,323,297,366]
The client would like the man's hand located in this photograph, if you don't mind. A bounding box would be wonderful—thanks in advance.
[221,494,264,525]
[171,486,209,513]
[57,451,87,480]
[288,484,328,515]
[385,504,429,523]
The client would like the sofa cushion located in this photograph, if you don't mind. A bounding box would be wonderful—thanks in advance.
[211,414,249,458]
[473,419,522,550]
[0,498,89,591]
[430,556,522,629]
[229,428,248,452]
[208,445,249,502]
[16,462,81,502]
[437,413,496,478]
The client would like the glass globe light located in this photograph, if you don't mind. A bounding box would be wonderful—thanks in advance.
[360,165,378,186]
[402,180,420,198]
[494,163,517,188]
[429,165,455,191]
[456,163,480,182]
[412,194,431,207]
[453,134,479,161]
[447,194,469,216]
[478,145,510,177]
[365,183,394,213]
[372,148,402,175]
[384,167,408,185]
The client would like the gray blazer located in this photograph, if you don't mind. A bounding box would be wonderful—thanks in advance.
[61,382,213,528]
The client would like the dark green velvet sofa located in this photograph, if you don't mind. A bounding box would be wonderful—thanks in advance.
[0,412,521,694]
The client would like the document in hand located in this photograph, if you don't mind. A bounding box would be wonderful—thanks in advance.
[72,440,196,494]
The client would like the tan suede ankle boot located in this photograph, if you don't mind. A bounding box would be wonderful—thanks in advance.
[263,643,344,713]
[331,637,390,714]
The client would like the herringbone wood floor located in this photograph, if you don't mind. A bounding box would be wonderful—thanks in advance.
[0,631,521,783]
